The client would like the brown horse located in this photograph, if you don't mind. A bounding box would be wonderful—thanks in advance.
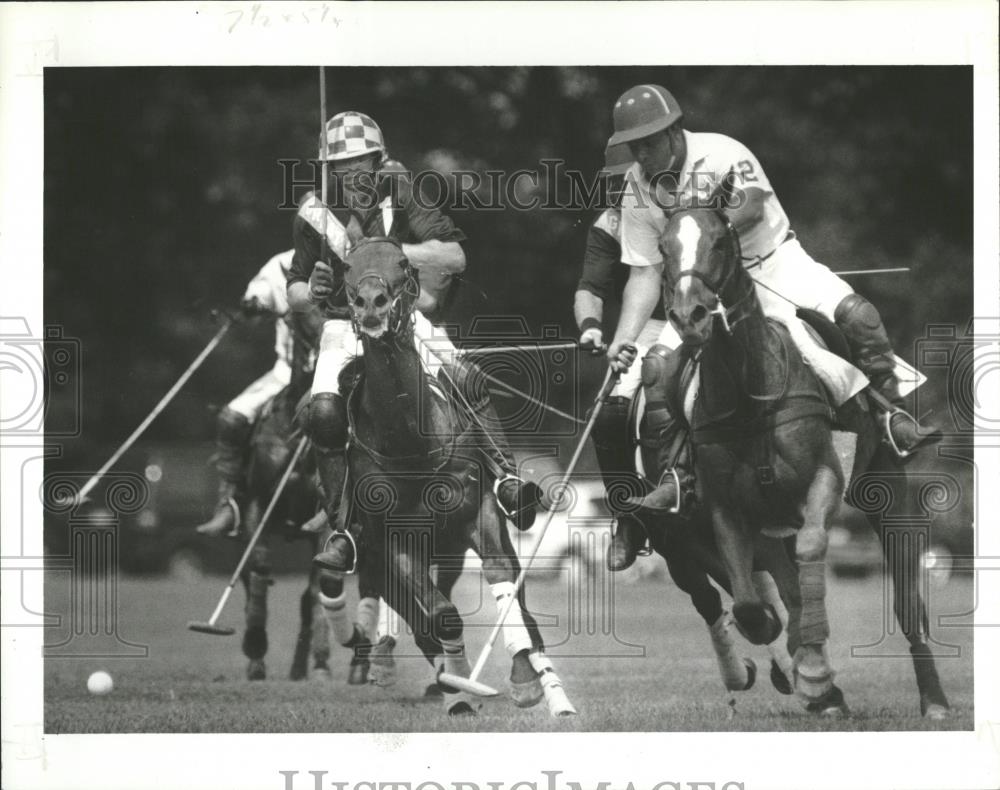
[333,237,575,716]
[659,208,949,717]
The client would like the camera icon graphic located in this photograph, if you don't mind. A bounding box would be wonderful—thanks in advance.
[911,320,1000,439]
[0,317,82,437]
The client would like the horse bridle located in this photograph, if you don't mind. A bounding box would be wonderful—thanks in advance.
[345,257,421,338]
[665,210,757,335]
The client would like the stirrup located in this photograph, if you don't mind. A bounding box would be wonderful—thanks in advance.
[663,468,682,515]
[317,528,358,576]
[223,497,241,537]
[492,473,523,521]
[883,409,911,459]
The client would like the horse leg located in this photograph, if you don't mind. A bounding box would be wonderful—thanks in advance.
[751,535,800,695]
[652,528,755,692]
[793,463,849,716]
[289,565,318,680]
[472,493,576,716]
[385,545,479,716]
[869,449,950,718]
[242,542,272,681]
[709,500,779,646]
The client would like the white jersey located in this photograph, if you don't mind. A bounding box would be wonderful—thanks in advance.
[620,130,791,266]
[242,249,294,368]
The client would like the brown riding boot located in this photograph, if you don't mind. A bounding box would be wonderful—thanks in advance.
[589,394,649,571]
[834,295,942,457]
[311,452,362,575]
[195,407,252,536]
[625,345,697,520]
[607,514,647,572]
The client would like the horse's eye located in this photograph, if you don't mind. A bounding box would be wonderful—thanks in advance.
[373,294,389,309]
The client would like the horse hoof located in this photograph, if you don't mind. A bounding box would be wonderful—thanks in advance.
[509,677,544,708]
[246,659,266,681]
[923,703,949,721]
[804,684,850,718]
[368,636,397,688]
[741,658,757,691]
[310,665,333,682]
[769,659,793,696]
[732,603,781,646]
[289,660,308,681]
[242,627,268,661]
[347,657,370,686]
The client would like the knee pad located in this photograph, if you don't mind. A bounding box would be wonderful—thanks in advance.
[833,293,881,332]
[641,344,683,406]
[430,601,462,643]
[591,395,631,450]
[307,393,348,454]
[217,406,253,445]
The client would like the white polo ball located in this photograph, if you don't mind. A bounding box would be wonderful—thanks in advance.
[87,670,114,696]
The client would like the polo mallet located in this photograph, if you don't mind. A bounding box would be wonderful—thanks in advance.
[188,434,309,635]
[71,317,234,508]
[439,363,624,695]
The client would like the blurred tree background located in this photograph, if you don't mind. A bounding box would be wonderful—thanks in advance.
[45,67,971,447]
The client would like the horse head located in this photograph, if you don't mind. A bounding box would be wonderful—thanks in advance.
[344,237,420,341]
[660,209,744,347]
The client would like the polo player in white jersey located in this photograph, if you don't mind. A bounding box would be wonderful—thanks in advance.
[196,249,313,536]
[604,84,940,515]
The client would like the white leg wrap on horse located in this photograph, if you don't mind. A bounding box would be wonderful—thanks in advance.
[528,650,577,717]
[491,582,534,658]
[438,636,473,678]
[708,612,750,691]
[376,597,402,641]
[317,590,355,646]
[798,561,829,646]
[356,596,379,642]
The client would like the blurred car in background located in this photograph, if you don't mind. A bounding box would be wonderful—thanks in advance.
[44,440,318,578]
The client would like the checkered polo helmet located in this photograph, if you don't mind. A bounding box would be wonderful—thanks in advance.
[321,111,387,162]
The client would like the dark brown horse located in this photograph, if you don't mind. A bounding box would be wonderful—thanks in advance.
[335,237,575,716]
[659,209,949,718]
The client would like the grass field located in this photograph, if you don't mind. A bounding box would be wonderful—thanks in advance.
[42,555,974,734]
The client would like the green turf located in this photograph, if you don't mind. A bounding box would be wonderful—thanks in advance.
[43,566,974,733]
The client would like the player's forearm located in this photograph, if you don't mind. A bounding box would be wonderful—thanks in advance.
[612,265,661,344]
[574,290,605,332]
[402,240,466,275]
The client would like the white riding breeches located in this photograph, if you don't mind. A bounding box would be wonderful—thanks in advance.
[652,237,868,405]
[311,311,455,397]
[228,360,292,421]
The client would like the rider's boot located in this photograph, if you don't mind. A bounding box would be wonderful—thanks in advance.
[591,395,648,571]
[305,392,360,575]
[442,360,543,531]
[625,345,697,519]
[195,407,252,537]
[834,295,942,458]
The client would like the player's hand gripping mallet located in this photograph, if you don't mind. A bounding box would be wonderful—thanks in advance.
[439,363,624,696]
[188,435,309,635]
